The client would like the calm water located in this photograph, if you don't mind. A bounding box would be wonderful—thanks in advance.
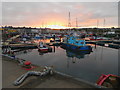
[15,44,119,84]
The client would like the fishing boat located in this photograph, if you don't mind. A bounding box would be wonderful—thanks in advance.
[61,36,92,51]
[96,74,120,88]
[38,42,48,52]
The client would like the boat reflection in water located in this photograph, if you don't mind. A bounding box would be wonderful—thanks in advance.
[64,48,92,64]
[38,50,49,55]
[14,49,33,55]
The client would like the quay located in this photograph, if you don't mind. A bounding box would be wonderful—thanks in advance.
[2,56,100,88]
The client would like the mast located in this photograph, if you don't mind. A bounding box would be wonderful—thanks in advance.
[97,19,99,35]
[42,21,44,28]
[103,19,105,36]
[97,19,99,28]
[68,12,71,28]
[76,18,78,27]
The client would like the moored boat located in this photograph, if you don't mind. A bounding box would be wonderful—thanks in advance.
[38,46,48,52]
[38,42,48,52]
[61,36,92,51]
[96,74,120,88]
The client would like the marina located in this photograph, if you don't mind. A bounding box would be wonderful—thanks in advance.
[15,42,119,83]
[1,31,120,88]
[1,1,120,89]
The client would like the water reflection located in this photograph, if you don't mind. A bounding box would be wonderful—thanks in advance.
[15,45,118,83]
[38,50,49,55]
[33,39,51,44]
[66,50,91,59]
[38,52,44,55]
[64,49,92,68]
[14,49,33,55]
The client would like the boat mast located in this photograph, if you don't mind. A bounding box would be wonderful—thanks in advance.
[97,19,99,35]
[103,19,105,36]
[76,18,78,28]
[68,12,71,29]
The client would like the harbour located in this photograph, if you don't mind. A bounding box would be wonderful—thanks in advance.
[15,42,119,83]
[1,1,120,89]
[1,29,120,89]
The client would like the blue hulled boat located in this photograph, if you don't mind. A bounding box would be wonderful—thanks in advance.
[61,36,92,51]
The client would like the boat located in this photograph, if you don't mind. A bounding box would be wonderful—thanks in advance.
[96,74,120,88]
[38,42,48,52]
[85,34,109,41]
[85,37,108,41]
[55,37,61,42]
[45,34,54,39]
[34,34,44,39]
[61,36,92,51]
[38,46,48,52]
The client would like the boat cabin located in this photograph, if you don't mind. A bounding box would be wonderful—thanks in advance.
[67,36,86,46]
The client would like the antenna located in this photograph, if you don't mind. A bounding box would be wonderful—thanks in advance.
[68,12,71,27]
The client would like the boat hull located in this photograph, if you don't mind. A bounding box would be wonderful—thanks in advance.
[61,43,92,51]
[38,47,48,52]
[96,74,120,88]
[90,39,104,41]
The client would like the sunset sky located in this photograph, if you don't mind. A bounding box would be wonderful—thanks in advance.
[2,2,118,28]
